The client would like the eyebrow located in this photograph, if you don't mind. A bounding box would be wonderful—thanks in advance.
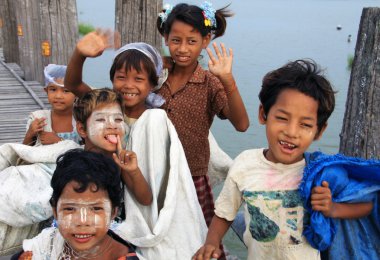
[92,112,123,116]
[60,202,105,206]
[276,109,316,121]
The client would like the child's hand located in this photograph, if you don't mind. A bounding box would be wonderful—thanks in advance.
[311,181,335,217]
[112,136,139,176]
[76,29,120,58]
[206,42,233,82]
[39,131,62,145]
[192,244,221,260]
[27,118,46,137]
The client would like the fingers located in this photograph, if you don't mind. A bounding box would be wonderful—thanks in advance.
[206,47,216,64]
[116,135,123,156]
[212,42,222,59]
[322,181,329,188]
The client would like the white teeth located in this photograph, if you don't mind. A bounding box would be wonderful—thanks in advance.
[74,234,92,239]
[123,93,137,97]
[280,141,296,148]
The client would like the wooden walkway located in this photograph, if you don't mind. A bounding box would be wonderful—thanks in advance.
[0,48,50,145]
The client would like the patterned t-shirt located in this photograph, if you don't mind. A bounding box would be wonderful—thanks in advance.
[215,148,320,260]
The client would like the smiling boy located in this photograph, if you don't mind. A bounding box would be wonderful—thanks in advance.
[193,60,373,260]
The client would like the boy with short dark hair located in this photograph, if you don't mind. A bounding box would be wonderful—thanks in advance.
[193,59,374,260]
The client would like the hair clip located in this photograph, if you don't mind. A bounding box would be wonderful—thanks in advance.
[158,3,173,27]
[200,1,217,28]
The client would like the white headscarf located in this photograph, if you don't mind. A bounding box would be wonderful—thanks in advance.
[44,64,67,87]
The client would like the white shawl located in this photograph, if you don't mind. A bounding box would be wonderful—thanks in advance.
[114,109,208,259]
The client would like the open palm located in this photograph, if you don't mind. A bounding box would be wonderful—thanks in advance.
[206,42,233,78]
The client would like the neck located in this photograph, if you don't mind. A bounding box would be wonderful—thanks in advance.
[52,108,72,117]
[172,61,198,77]
[125,104,146,119]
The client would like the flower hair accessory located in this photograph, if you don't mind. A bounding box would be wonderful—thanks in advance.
[200,1,217,28]
[158,3,173,27]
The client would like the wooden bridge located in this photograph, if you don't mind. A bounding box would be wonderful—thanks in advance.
[0,48,49,145]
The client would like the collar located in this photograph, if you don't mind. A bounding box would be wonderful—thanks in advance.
[188,64,207,84]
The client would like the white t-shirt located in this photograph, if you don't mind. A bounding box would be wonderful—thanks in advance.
[215,148,319,260]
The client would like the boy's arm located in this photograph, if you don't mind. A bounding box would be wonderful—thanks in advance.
[206,42,249,132]
[192,215,232,260]
[311,181,374,219]
[65,30,115,97]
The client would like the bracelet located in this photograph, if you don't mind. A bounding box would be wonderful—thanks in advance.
[225,82,238,96]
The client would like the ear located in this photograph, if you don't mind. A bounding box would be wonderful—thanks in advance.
[164,34,169,46]
[76,122,87,139]
[111,207,118,220]
[258,104,267,125]
[52,207,58,220]
[314,123,327,141]
[202,33,211,49]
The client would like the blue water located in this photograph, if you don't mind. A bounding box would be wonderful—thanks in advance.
[76,1,378,258]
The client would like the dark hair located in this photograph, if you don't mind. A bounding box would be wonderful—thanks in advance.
[73,88,124,130]
[50,149,122,209]
[157,3,232,39]
[110,49,158,87]
[259,59,336,133]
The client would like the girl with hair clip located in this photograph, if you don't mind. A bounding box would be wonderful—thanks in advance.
[64,34,208,259]
[156,2,249,257]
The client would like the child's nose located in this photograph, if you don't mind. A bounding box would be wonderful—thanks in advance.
[178,42,187,52]
[284,123,299,138]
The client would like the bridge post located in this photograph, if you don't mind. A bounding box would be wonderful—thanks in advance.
[115,0,163,50]
[14,0,79,84]
[339,7,380,159]
[0,0,20,63]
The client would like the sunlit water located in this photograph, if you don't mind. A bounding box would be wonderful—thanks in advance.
[77,1,378,258]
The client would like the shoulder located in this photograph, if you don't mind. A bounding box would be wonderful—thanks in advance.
[228,149,264,178]
[30,109,50,117]
[140,109,168,122]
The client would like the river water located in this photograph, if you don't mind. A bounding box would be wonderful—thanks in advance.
[76,0,378,258]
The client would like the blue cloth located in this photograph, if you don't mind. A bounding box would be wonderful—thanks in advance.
[300,152,380,259]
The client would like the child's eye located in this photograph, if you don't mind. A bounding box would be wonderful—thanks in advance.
[63,89,71,93]
[276,116,287,121]
[135,77,145,82]
[92,206,104,211]
[116,75,126,80]
[171,39,180,44]
[301,123,313,128]
[189,40,197,45]
[63,207,75,212]
[49,88,56,92]
[96,118,106,122]
[115,118,124,123]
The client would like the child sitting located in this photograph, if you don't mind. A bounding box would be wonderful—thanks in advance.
[23,64,80,146]
[14,149,140,259]
[192,59,374,260]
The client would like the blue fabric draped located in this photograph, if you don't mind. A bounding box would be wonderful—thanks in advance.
[300,152,380,259]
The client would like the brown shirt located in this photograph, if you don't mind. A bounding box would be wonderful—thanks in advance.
[156,65,227,176]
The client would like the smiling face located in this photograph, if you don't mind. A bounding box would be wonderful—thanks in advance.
[54,181,116,253]
[259,88,326,164]
[77,103,126,155]
[112,64,152,118]
[45,79,76,113]
[165,20,210,69]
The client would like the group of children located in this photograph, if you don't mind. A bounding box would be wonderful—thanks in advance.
[0,1,379,259]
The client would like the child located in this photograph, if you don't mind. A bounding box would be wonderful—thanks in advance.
[192,60,374,260]
[156,2,249,229]
[73,88,152,206]
[14,149,140,259]
[65,40,207,259]
[23,64,80,146]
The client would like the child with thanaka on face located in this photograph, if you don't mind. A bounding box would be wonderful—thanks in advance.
[192,60,374,260]
[73,88,152,206]
[65,32,209,259]
[16,149,140,260]
[23,64,81,146]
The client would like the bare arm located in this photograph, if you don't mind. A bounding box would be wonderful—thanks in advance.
[207,42,249,132]
[311,181,373,219]
[112,136,153,205]
[192,215,232,260]
[65,30,116,98]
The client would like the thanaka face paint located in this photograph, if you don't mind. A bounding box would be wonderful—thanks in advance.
[85,103,126,152]
[55,181,115,252]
